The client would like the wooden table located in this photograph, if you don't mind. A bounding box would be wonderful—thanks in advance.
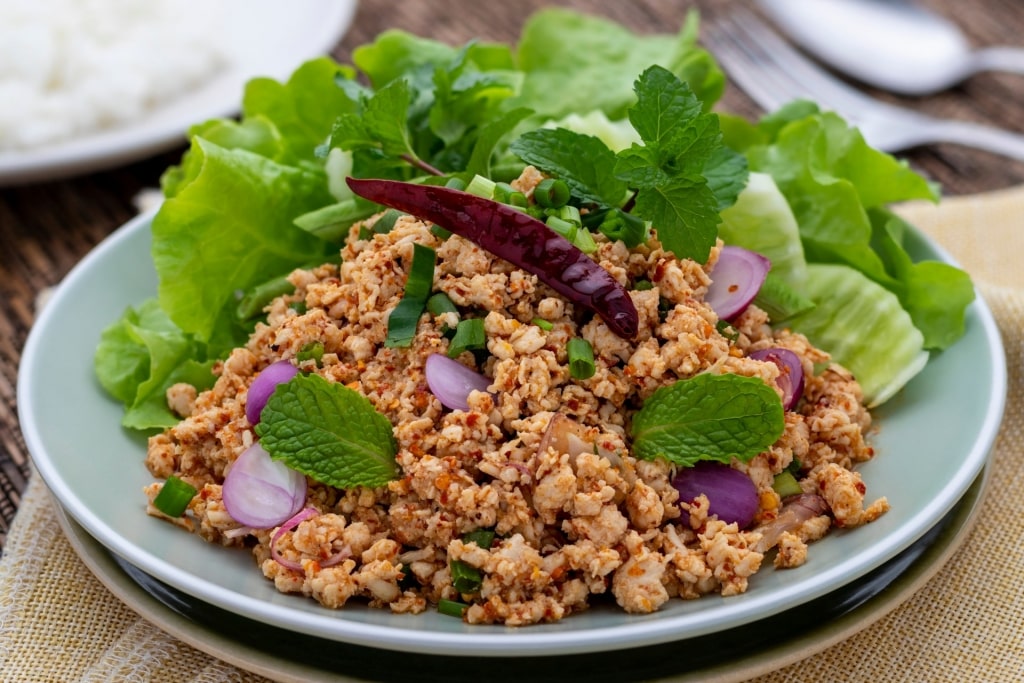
[2,0,1022,548]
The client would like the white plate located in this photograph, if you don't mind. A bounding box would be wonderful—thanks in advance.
[53,465,989,683]
[0,0,358,186]
[18,210,1006,657]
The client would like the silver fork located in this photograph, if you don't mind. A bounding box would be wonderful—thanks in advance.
[703,10,1024,162]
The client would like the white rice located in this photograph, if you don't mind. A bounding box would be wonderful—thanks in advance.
[0,0,231,151]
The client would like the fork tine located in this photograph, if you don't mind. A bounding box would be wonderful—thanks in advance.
[705,9,887,121]
[702,16,791,112]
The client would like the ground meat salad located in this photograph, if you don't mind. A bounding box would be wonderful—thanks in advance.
[143,168,888,626]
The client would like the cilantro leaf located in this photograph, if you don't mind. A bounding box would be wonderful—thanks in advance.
[509,128,627,206]
[256,373,398,489]
[631,374,785,467]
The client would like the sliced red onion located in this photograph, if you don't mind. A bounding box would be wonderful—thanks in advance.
[705,246,771,321]
[245,360,299,425]
[424,353,492,411]
[222,443,306,529]
[752,493,830,553]
[749,347,805,410]
[270,507,352,571]
[672,461,759,528]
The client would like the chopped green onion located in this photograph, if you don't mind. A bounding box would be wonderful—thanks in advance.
[153,476,197,517]
[531,317,554,331]
[462,529,496,549]
[534,178,570,208]
[634,280,654,291]
[449,559,483,593]
[545,216,577,241]
[596,208,647,248]
[567,337,596,380]
[430,224,452,240]
[556,204,581,226]
[772,470,804,498]
[572,227,598,254]
[507,191,529,208]
[492,182,515,204]
[438,598,470,618]
[296,341,325,366]
[427,292,459,317]
[465,174,497,199]
[385,244,436,348]
[445,176,468,191]
[288,301,307,314]
[447,318,486,358]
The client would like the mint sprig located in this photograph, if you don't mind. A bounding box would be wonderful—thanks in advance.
[630,373,784,467]
[509,65,747,263]
[256,373,398,488]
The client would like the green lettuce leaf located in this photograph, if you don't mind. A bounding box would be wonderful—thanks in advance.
[514,8,724,120]
[152,138,336,347]
[95,299,216,430]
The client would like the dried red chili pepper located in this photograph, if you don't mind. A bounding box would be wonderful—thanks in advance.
[346,177,639,339]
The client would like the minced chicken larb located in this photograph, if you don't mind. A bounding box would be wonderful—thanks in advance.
[144,168,888,626]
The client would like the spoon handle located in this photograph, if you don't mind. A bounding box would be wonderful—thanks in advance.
[972,46,1024,76]
[922,119,1024,163]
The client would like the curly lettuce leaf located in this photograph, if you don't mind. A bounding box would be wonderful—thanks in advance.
[95,299,216,430]
[514,8,725,120]
[152,138,336,348]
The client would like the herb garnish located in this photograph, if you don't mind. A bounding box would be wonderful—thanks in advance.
[256,373,398,488]
[511,65,748,263]
[630,373,784,467]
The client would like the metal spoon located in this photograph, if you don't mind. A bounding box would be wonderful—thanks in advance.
[758,0,1024,96]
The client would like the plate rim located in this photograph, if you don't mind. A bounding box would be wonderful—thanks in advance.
[0,0,358,186]
[50,464,992,682]
[18,209,1008,656]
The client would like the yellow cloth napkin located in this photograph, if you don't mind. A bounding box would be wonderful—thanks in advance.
[2,187,1023,682]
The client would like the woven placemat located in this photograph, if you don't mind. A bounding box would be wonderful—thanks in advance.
[1,187,1022,681]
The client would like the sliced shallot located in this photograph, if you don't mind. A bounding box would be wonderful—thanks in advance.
[705,246,771,321]
[425,353,492,411]
[222,442,306,529]
[749,347,805,410]
[270,507,352,571]
[245,360,299,425]
[672,461,759,528]
[752,493,830,553]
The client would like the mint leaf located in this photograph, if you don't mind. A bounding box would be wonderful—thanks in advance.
[634,179,720,262]
[631,374,785,467]
[510,128,627,206]
[256,373,398,488]
[628,65,703,155]
[613,145,669,190]
[703,145,749,211]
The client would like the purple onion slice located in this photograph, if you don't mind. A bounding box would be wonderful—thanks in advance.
[222,443,306,529]
[425,353,492,411]
[245,360,299,425]
[705,246,771,321]
[672,461,759,528]
[749,347,806,410]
